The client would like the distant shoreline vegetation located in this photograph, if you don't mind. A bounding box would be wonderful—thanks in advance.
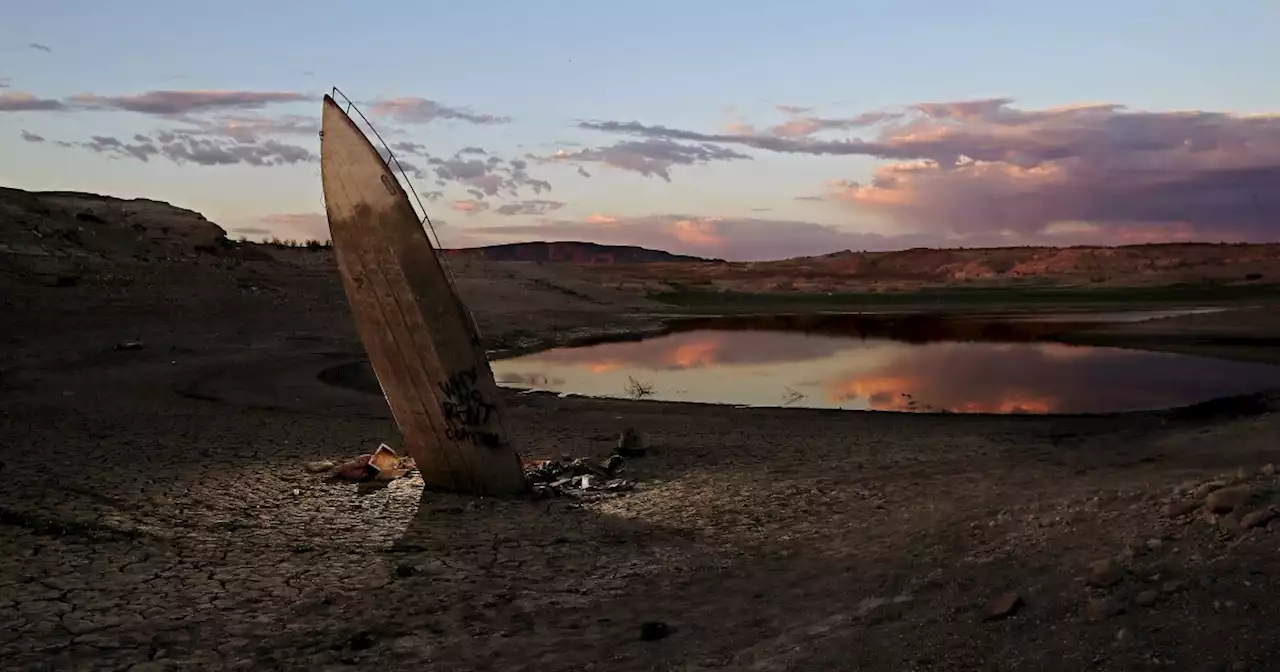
[237,236,333,251]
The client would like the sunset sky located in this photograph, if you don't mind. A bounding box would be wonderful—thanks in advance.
[2,1,1278,260]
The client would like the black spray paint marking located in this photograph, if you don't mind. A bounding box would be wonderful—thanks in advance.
[439,366,503,448]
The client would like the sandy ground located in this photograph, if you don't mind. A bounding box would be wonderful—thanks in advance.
[3,255,1280,671]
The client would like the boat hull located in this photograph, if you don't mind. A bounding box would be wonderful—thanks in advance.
[319,94,525,496]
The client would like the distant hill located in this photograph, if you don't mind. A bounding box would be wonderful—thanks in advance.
[588,242,1280,294]
[443,241,717,264]
[0,186,230,261]
[3,185,1277,293]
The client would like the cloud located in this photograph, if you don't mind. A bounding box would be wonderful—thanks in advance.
[84,135,160,162]
[69,90,308,115]
[428,151,552,198]
[389,140,429,157]
[513,330,852,374]
[767,110,902,138]
[177,113,319,143]
[69,130,315,166]
[374,146,426,179]
[468,213,964,260]
[0,77,9,89]
[725,105,903,139]
[28,43,52,53]
[493,199,564,216]
[826,340,1280,414]
[230,227,271,236]
[581,100,1280,242]
[369,97,510,125]
[0,91,66,112]
[451,199,490,214]
[19,130,44,143]
[532,139,751,181]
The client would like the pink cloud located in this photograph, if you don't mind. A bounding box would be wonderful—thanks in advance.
[368,97,510,125]
[578,100,1280,244]
[451,199,490,214]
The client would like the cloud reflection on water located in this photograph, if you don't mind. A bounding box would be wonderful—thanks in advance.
[492,328,1280,414]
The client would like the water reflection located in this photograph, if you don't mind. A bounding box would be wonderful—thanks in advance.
[491,316,1280,414]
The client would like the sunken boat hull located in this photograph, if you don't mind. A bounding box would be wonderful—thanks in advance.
[319,93,526,496]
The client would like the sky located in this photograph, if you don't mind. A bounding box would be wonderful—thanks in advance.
[2,0,1278,261]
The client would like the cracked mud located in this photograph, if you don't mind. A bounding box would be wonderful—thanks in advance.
[4,260,1280,671]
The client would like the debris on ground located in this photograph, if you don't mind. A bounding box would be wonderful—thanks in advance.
[322,444,417,485]
[368,443,398,472]
[523,453,636,498]
[335,454,375,481]
[617,427,646,457]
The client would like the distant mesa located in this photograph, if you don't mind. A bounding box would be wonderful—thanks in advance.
[444,241,719,264]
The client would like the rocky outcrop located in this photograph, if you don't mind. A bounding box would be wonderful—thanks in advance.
[0,187,230,262]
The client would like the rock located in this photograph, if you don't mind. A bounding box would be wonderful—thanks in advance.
[1192,479,1232,498]
[1145,538,1164,552]
[1218,510,1246,533]
[1086,597,1124,621]
[1262,463,1276,476]
[1174,480,1200,495]
[1241,508,1277,529]
[114,341,145,351]
[305,460,336,473]
[1135,590,1158,607]
[617,428,646,457]
[984,592,1023,621]
[1207,486,1253,514]
[603,454,624,475]
[1161,580,1186,594]
[1087,558,1126,588]
[639,621,669,642]
[1165,500,1200,518]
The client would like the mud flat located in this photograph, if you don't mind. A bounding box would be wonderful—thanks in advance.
[3,253,1280,671]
